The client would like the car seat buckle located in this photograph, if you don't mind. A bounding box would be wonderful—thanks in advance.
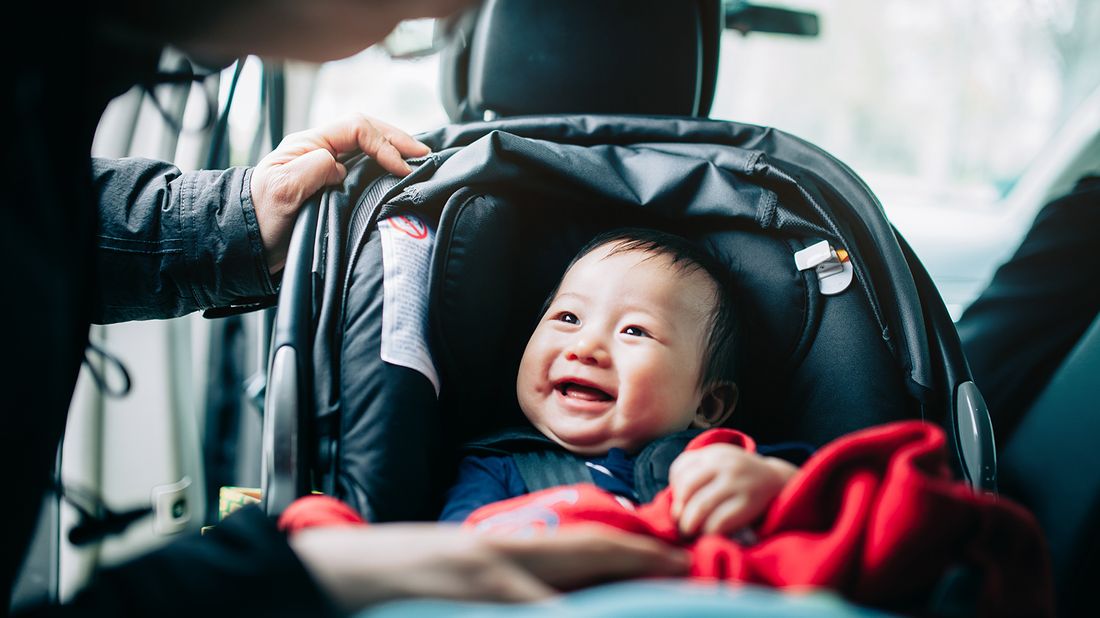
[794,240,854,295]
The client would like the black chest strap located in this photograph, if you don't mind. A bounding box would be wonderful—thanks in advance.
[632,430,702,503]
[465,427,703,503]
[513,450,592,490]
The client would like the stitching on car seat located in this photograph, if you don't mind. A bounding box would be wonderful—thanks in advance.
[758,190,778,229]
[744,150,763,175]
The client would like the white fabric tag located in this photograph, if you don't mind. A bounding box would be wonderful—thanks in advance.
[378,214,440,395]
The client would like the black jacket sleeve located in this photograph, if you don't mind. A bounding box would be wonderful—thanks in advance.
[91,157,276,323]
[15,506,340,618]
[957,176,1100,442]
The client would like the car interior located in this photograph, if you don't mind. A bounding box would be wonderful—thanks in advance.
[12,1,1099,616]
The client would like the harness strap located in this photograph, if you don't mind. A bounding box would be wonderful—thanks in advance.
[468,426,703,498]
[513,450,592,491]
[634,430,702,503]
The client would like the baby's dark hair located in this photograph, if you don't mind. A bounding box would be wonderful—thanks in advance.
[544,227,740,389]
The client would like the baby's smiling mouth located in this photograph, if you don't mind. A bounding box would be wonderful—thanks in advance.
[555,380,614,402]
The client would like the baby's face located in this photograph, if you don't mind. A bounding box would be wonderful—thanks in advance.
[516,244,717,455]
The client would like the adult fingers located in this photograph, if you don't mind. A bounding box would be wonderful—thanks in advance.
[453,560,556,603]
[311,114,430,176]
[555,526,692,585]
[492,525,691,590]
[357,115,432,157]
[370,136,414,176]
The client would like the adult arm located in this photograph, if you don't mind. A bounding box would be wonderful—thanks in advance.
[23,506,680,617]
[290,523,691,613]
[92,114,430,323]
[92,158,271,323]
[957,176,1100,443]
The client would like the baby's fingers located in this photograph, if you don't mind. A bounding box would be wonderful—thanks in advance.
[678,480,738,537]
[700,495,755,537]
[668,456,715,519]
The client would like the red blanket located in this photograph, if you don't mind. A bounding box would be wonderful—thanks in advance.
[279,421,1052,616]
[463,421,1051,616]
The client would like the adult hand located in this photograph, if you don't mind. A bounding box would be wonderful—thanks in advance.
[483,523,691,592]
[250,113,430,273]
[669,444,797,537]
[289,523,690,612]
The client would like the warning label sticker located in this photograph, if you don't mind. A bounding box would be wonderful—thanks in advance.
[378,214,440,395]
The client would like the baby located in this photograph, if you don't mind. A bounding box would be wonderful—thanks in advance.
[439,227,801,538]
[276,228,1050,614]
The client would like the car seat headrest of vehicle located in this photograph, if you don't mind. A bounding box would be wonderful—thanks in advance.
[439,0,722,121]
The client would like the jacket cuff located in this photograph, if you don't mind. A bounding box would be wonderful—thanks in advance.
[182,167,276,310]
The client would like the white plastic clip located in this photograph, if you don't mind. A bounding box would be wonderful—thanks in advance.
[152,477,192,536]
[794,240,854,295]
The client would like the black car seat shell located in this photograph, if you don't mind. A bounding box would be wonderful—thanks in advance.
[268,115,988,524]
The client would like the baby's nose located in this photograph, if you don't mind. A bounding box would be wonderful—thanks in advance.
[564,338,610,367]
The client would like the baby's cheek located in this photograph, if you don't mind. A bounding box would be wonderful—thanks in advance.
[616,406,668,447]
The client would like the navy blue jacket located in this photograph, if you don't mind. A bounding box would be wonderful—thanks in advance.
[440,436,813,523]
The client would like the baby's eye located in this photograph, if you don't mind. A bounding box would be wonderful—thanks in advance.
[554,312,579,324]
[622,326,650,338]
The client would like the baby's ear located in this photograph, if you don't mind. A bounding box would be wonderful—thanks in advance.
[692,383,739,429]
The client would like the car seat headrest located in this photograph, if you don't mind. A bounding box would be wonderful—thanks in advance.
[439,0,721,122]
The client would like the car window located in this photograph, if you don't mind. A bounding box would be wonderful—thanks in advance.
[710,1,1100,317]
[310,48,448,135]
[711,0,1100,211]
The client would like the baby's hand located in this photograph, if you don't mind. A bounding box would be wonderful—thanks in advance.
[668,444,797,538]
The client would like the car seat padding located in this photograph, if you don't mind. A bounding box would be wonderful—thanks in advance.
[432,190,911,451]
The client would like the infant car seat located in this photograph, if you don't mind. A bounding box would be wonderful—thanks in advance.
[264,114,993,519]
[260,0,994,537]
